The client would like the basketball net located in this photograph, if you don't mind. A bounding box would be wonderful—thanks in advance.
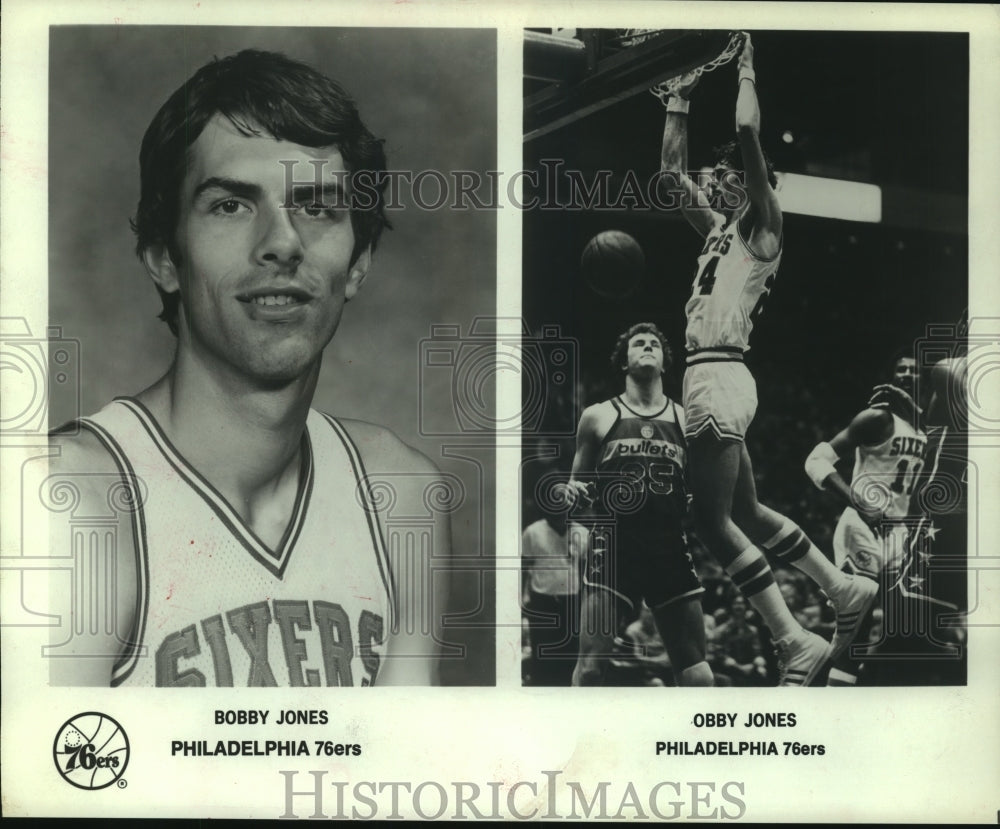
[618,30,746,105]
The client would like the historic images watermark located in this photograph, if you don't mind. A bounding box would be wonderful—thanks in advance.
[277,769,748,820]
[278,159,750,214]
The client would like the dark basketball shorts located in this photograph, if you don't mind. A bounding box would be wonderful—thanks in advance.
[582,526,704,611]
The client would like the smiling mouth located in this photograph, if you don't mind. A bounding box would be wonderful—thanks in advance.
[237,289,313,307]
[249,294,297,306]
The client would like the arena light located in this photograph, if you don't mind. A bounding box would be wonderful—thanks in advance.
[775,172,882,223]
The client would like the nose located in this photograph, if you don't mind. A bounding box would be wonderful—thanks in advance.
[253,204,304,268]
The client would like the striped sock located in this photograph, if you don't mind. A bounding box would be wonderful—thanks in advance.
[827,667,858,687]
[725,547,799,641]
[763,520,846,594]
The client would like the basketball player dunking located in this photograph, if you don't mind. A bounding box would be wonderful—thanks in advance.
[47,51,448,686]
[657,33,876,685]
[563,323,713,687]
[804,355,926,686]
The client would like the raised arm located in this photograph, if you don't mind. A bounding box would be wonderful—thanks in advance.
[734,33,782,257]
[804,407,894,534]
[658,73,716,238]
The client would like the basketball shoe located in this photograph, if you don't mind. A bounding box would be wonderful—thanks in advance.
[826,574,879,660]
[774,629,831,687]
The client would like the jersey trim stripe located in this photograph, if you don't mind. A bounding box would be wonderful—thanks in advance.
[114,398,313,580]
[77,418,150,687]
[320,414,397,633]
[685,415,745,442]
[889,426,959,610]
[615,395,672,420]
[687,346,745,355]
[595,399,625,463]
[648,585,706,609]
[686,353,745,366]
[582,572,636,610]
[734,212,782,264]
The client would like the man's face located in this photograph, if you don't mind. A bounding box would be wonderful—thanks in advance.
[892,357,918,397]
[624,332,664,377]
[705,163,746,218]
[148,114,367,386]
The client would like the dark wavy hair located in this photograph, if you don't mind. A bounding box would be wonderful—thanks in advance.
[610,322,672,373]
[887,346,918,378]
[713,139,778,190]
[131,49,391,334]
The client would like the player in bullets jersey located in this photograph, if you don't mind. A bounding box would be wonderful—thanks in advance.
[562,323,713,687]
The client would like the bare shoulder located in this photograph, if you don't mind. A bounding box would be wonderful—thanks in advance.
[672,400,687,432]
[331,420,449,686]
[47,426,123,498]
[847,406,894,443]
[580,399,616,429]
[334,418,439,476]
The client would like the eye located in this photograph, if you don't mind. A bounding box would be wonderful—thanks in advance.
[212,199,249,216]
[297,203,346,221]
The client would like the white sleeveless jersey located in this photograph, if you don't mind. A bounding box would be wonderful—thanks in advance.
[851,413,927,519]
[78,399,395,687]
[684,213,781,355]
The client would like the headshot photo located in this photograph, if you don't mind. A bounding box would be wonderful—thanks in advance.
[36,26,497,687]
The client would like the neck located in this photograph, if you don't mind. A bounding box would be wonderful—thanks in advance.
[623,374,665,409]
[138,345,319,512]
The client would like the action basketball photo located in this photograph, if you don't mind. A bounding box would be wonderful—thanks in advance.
[521,28,971,690]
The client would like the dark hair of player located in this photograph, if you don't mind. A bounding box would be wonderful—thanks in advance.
[131,49,391,335]
[610,322,672,374]
[887,346,917,379]
[713,139,778,190]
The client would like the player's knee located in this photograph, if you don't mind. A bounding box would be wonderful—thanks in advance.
[676,661,714,687]
[691,509,731,547]
[738,504,785,540]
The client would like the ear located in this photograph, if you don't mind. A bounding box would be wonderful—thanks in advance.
[345,246,372,301]
[141,243,181,295]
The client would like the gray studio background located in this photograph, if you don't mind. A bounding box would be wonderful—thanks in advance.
[48,26,497,684]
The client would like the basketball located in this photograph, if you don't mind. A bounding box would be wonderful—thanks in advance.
[581,230,645,298]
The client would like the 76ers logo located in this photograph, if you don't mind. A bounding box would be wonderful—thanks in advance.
[53,712,129,789]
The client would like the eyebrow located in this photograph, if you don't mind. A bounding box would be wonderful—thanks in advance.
[192,177,349,209]
[289,181,349,207]
[192,177,263,202]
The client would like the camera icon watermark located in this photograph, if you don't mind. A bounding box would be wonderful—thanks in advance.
[418,318,578,437]
[38,471,149,659]
[356,471,466,649]
[0,317,81,438]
